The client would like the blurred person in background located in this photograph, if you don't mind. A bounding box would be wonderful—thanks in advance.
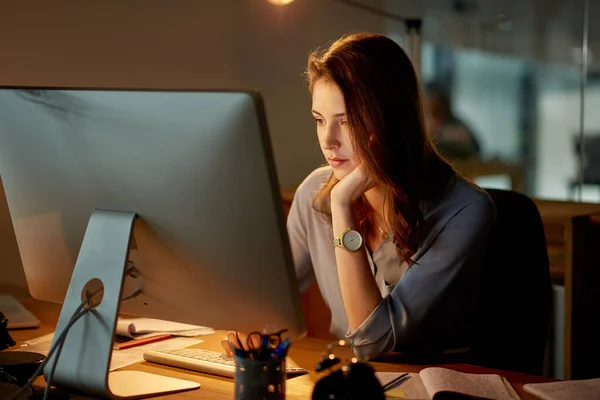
[424,81,481,160]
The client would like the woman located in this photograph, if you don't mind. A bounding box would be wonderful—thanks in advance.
[223,33,496,361]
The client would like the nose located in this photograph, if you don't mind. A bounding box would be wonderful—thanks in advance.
[320,125,340,151]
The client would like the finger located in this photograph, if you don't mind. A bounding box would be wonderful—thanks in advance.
[227,331,252,351]
[221,339,233,357]
[226,331,241,349]
[249,334,261,350]
[238,333,253,352]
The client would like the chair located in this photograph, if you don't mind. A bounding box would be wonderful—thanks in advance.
[472,188,553,376]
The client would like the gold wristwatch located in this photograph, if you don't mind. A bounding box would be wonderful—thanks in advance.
[333,228,364,252]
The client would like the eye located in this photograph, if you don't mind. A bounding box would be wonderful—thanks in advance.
[314,118,325,126]
[340,120,348,125]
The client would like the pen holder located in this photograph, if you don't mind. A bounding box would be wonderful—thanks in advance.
[234,355,286,400]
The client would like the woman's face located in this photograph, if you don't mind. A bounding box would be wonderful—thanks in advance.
[311,79,358,180]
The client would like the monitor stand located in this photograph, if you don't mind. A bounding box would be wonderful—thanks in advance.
[45,209,200,399]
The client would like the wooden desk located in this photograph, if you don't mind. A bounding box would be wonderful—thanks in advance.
[533,199,600,282]
[1,291,556,399]
[531,199,600,380]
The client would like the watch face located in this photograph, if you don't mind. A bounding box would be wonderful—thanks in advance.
[342,229,363,251]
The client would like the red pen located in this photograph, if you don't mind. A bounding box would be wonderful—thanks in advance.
[113,334,173,350]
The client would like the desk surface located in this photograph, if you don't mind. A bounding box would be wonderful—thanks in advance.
[4,291,555,399]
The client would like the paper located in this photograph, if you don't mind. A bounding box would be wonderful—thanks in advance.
[109,337,202,371]
[420,367,516,400]
[21,332,55,346]
[116,317,214,339]
[523,378,600,400]
[0,295,41,329]
[16,332,202,371]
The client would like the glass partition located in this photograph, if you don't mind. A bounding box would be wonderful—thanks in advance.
[386,0,594,202]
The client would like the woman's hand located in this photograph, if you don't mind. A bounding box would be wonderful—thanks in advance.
[331,164,376,206]
[220,331,261,357]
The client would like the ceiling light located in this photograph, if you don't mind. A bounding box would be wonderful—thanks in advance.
[266,0,295,5]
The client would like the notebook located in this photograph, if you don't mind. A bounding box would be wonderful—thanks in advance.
[523,378,600,400]
[377,367,520,400]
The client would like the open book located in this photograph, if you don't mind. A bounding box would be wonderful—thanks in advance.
[116,317,214,339]
[523,378,600,400]
[377,367,520,400]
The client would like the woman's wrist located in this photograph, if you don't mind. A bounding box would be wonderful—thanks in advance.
[330,198,358,225]
[330,187,360,208]
[330,193,353,210]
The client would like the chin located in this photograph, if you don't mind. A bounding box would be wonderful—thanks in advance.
[332,172,344,181]
[331,169,349,181]
[330,162,355,181]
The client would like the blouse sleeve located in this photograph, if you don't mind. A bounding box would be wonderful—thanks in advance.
[345,197,496,360]
[286,186,315,294]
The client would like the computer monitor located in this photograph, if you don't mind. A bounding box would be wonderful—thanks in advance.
[0,87,306,398]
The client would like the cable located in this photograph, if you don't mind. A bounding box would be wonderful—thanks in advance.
[6,305,89,400]
[42,288,101,400]
[42,340,67,400]
[120,287,143,302]
[42,341,65,400]
[41,284,138,398]
[42,310,88,400]
[7,287,103,400]
[8,276,140,399]
[0,369,35,397]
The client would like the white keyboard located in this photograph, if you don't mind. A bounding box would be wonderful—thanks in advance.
[143,348,307,379]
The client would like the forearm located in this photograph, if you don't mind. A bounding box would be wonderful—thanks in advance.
[331,201,382,331]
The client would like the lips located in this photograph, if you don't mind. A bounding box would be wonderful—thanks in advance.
[327,157,348,168]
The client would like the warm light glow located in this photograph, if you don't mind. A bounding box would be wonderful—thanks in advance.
[338,340,346,346]
[329,354,335,360]
[265,0,295,5]
[351,357,358,363]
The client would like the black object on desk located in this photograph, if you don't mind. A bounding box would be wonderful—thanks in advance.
[312,340,385,400]
[0,351,45,391]
[1,309,49,397]
[0,310,16,351]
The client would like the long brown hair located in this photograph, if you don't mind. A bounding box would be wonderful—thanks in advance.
[307,32,454,265]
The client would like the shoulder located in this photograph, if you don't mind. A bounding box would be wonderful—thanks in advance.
[446,176,496,226]
[293,165,332,205]
[424,175,496,229]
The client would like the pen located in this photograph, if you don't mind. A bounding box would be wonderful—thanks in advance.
[502,377,520,400]
[381,372,410,392]
[113,333,172,350]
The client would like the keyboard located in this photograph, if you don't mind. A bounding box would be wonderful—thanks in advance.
[143,348,308,379]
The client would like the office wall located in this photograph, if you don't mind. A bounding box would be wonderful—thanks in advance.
[452,50,526,159]
[0,0,386,189]
[0,0,386,289]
